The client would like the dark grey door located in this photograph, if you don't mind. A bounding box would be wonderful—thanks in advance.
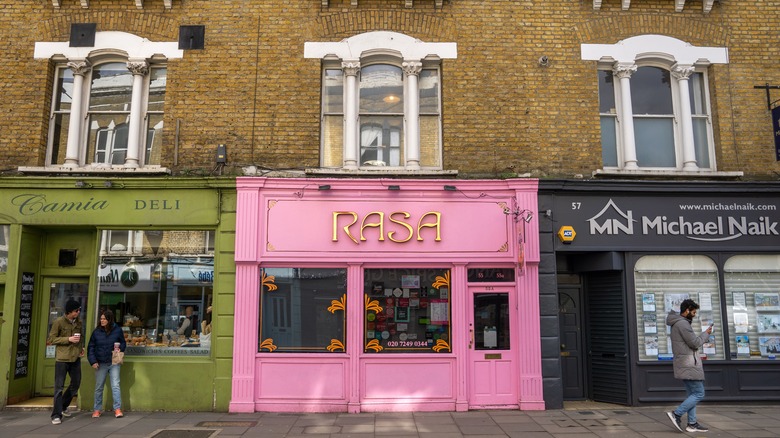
[559,285,585,399]
[585,271,630,405]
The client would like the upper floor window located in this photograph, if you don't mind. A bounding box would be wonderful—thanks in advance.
[306,31,456,171]
[583,35,728,174]
[34,31,182,172]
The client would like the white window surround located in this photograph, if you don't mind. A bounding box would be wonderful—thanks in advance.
[582,35,741,178]
[25,31,182,174]
[304,31,457,174]
[592,0,717,14]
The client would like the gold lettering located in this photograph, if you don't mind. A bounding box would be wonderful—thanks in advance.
[388,211,414,243]
[417,212,442,241]
[333,211,359,244]
[360,212,385,241]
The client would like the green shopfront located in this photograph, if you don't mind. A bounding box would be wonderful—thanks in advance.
[0,177,235,411]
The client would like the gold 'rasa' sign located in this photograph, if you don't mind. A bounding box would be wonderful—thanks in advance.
[332,211,442,244]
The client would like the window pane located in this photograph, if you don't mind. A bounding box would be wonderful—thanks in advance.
[634,118,675,167]
[419,69,439,114]
[0,225,9,273]
[631,67,673,115]
[724,255,780,360]
[323,69,343,114]
[689,73,707,116]
[322,115,343,167]
[90,63,133,111]
[87,116,130,165]
[359,116,403,166]
[598,70,616,113]
[97,230,215,357]
[474,294,510,350]
[259,268,347,353]
[693,117,710,168]
[420,115,441,168]
[364,269,451,353]
[55,68,74,112]
[50,113,70,165]
[148,67,167,113]
[634,255,724,361]
[360,65,403,114]
[146,114,164,166]
[600,115,618,167]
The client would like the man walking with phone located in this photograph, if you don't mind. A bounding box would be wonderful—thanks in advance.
[666,298,713,433]
[47,299,84,425]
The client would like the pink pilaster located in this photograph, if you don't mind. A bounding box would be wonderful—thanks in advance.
[451,263,469,411]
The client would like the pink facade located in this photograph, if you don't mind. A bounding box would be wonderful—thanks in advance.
[230,177,544,413]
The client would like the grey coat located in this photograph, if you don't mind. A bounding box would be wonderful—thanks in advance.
[666,310,710,381]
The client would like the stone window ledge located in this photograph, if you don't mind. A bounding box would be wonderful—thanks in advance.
[18,165,171,175]
[593,168,743,179]
[304,168,458,178]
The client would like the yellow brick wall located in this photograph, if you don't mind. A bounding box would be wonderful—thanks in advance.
[1,0,779,179]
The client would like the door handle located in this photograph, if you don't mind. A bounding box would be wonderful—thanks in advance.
[560,343,566,350]
[469,328,474,349]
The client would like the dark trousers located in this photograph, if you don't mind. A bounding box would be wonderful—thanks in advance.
[51,358,81,419]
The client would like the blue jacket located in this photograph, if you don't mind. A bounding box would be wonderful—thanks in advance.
[87,324,126,365]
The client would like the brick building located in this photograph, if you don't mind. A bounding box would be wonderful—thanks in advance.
[0,0,778,412]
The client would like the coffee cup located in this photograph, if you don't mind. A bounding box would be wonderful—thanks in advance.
[74,333,81,341]
[114,342,120,350]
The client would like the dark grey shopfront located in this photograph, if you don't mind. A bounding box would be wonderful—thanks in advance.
[538,181,780,408]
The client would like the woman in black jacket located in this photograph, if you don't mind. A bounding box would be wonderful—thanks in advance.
[87,309,126,418]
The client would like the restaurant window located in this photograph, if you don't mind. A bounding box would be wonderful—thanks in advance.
[724,255,780,360]
[364,268,451,353]
[258,268,347,353]
[633,255,725,361]
[97,230,215,356]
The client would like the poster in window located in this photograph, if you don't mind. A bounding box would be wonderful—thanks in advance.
[755,293,780,311]
[665,293,690,314]
[395,306,409,322]
[702,339,716,355]
[642,293,656,312]
[645,336,659,356]
[439,287,449,299]
[733,292,747,310]
[757,313,780,333]
[699,311,714,328]
[698,293,713,311]
[736,335,750,355]
[430,300,449,324]
[643,314,657,334]
[401,275,420,288]
[758,336,780,356]
[372,282,384,296]
[734,313,749,333]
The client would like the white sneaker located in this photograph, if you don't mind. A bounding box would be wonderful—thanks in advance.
[51,417,62,425]
[61,409,72,417]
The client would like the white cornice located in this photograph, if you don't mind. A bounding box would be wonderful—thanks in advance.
[34,31,183,60]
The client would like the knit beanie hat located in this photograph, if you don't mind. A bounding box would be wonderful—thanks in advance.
[65,299,81,314]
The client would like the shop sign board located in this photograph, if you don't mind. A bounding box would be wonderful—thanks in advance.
[99,263,160,292]
[0,189,219,226]
[553,195,780,250]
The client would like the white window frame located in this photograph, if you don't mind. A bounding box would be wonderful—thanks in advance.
[582,35,732,175]
[305,31,456,171]
[31,31,182,173]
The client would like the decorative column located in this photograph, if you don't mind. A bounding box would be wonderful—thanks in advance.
[402,60,422,170]
[342,61,360,169]
[125,60,149,168]
[613,63,638,170]
[451,263,469,411]
[347,263,363,413]
[63,60,91,168]
[672,64,699,171]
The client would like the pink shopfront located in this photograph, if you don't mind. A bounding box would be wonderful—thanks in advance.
[230,178,544,413]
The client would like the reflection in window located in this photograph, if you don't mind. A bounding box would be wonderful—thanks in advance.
[0,225,9,273]
[259,268,347,353]
[97,230,215,356]
[724,255,780,360]
[364,268,451,353]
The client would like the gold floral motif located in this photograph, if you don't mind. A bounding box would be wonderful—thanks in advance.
[328,294,346,313]
[266,242,275,251]
[268,200,277,209]
[432,339,450,352]
[259,338,277,352]
[326,339,345,352]
[364,294,384,313]
[432,271,450,289]
[498,242,508,252]
[365,339,384,352]
[262,271,278,291]
[497,202,510,214]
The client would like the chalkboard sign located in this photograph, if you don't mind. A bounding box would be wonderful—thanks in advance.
[15,272,34,378]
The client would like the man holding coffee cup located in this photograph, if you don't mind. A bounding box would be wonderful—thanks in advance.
[47,299,84,425]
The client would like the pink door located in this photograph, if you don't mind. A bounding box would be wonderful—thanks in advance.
[468,287,518,408]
